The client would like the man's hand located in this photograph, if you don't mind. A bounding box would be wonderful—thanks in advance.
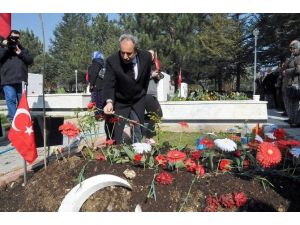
[15,45,21,55]
[151,71,160,79]
[103,102,115,115]
[1,39,8,46]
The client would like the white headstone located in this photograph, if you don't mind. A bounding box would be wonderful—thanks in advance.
[27,73,43,95]
[179,83,188,98]
[157,72,171,102]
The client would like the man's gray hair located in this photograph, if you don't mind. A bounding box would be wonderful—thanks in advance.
[119,34,138,46]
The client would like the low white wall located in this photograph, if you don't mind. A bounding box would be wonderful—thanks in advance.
[160,100,268,121]
[27,94,91,109]
[26,94,268,124]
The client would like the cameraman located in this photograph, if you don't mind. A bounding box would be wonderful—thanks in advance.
[0,30,33,122]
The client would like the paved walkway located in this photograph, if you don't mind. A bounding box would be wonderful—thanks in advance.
[0,109,299,186]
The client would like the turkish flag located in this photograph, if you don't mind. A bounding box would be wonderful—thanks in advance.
[154,53,161,72]
[178,68,182,88]
[8,92,37,164]
[0,13,11,38]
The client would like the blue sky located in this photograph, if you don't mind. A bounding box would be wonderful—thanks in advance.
[11,13,118,50]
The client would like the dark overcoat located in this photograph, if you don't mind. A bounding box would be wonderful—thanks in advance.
[103,49,152,143]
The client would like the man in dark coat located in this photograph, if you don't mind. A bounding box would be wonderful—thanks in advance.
[0,30,33,122]
[283,40,300,127]
[103,34,152,144]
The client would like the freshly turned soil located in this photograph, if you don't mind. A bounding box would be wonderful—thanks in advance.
[0,155,299,212]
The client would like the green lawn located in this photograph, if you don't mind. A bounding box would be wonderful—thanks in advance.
[153,131,200,148]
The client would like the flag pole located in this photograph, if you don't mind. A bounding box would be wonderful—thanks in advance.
[179,68,181,97]
[22,82,28,185]
[39,13,47,169]
[23,159,27,185]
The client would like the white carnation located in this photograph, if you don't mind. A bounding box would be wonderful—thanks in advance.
[290,147,300,158]
[264,132,276,140]
[214,138,237,152]
[255,134,264,143]
[132,143,152,154]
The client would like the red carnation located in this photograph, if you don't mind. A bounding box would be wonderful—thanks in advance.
[109,117,121,123]
[167,149,187,163]
[234,150,241,157]
[134,154,143,163]
[184,158,197,172]
[105,139,115,146]
[155,154,168,167]
[178,121,189,128]
[195,164,205,176]
[243,159,250,170]
[95,153,106,161]
[219,193,235,209]
[256,142,282,168]
[59,122,80,139]
[274,139,300,149]
[204,195,220,212]
[87,102,96,110]
[289,140,300,146]
[95,113,105,121]
[199,138,215,149]
[156,172,174,185]
[191,151,202,161]
[219,159,231,171]
[273,128,286,140]
[234,192,248,208]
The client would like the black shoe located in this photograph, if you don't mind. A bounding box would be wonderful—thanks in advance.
[281,112,287,116]
[283,119,291,123]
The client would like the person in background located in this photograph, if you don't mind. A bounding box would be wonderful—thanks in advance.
[88,51,105,117]
[102,34,152,144]
[274,62,286,112]
[144,49,163,144]
[262,68,277,109]
[255,70,265,101]
[0,30,33,122]
[283,40,300,128]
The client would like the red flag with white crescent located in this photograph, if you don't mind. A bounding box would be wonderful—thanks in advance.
[154,53,161,72]
[8,91,37,164]
[0,13,11,38]
[178,68,182,88]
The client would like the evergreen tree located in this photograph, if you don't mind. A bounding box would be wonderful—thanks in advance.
[49,13,92,91]
[19,29,43,73]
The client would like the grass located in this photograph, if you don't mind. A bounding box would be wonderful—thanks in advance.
[153,131,200,148]
[0,114,10,129]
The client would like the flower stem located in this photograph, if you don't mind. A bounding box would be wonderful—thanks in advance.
[147,167,158,201]
[68,138,70,158]
[179,176,197,212]
[291,159,299,176]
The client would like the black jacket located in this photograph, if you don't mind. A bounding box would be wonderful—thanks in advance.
[0,46,33,86]
[88,58,104,91]
[103,49,152,122]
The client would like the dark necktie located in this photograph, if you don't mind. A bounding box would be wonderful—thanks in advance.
[127,62,135,80]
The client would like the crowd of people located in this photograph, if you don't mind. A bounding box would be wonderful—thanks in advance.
[255,40,300,128]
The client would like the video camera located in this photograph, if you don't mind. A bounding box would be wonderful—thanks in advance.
[7,36,19,51]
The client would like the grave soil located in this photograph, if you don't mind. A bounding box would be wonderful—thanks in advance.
[0,155,299,212]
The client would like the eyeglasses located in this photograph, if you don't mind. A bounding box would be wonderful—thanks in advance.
[290,47,296,50]
[10,36,20,41]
